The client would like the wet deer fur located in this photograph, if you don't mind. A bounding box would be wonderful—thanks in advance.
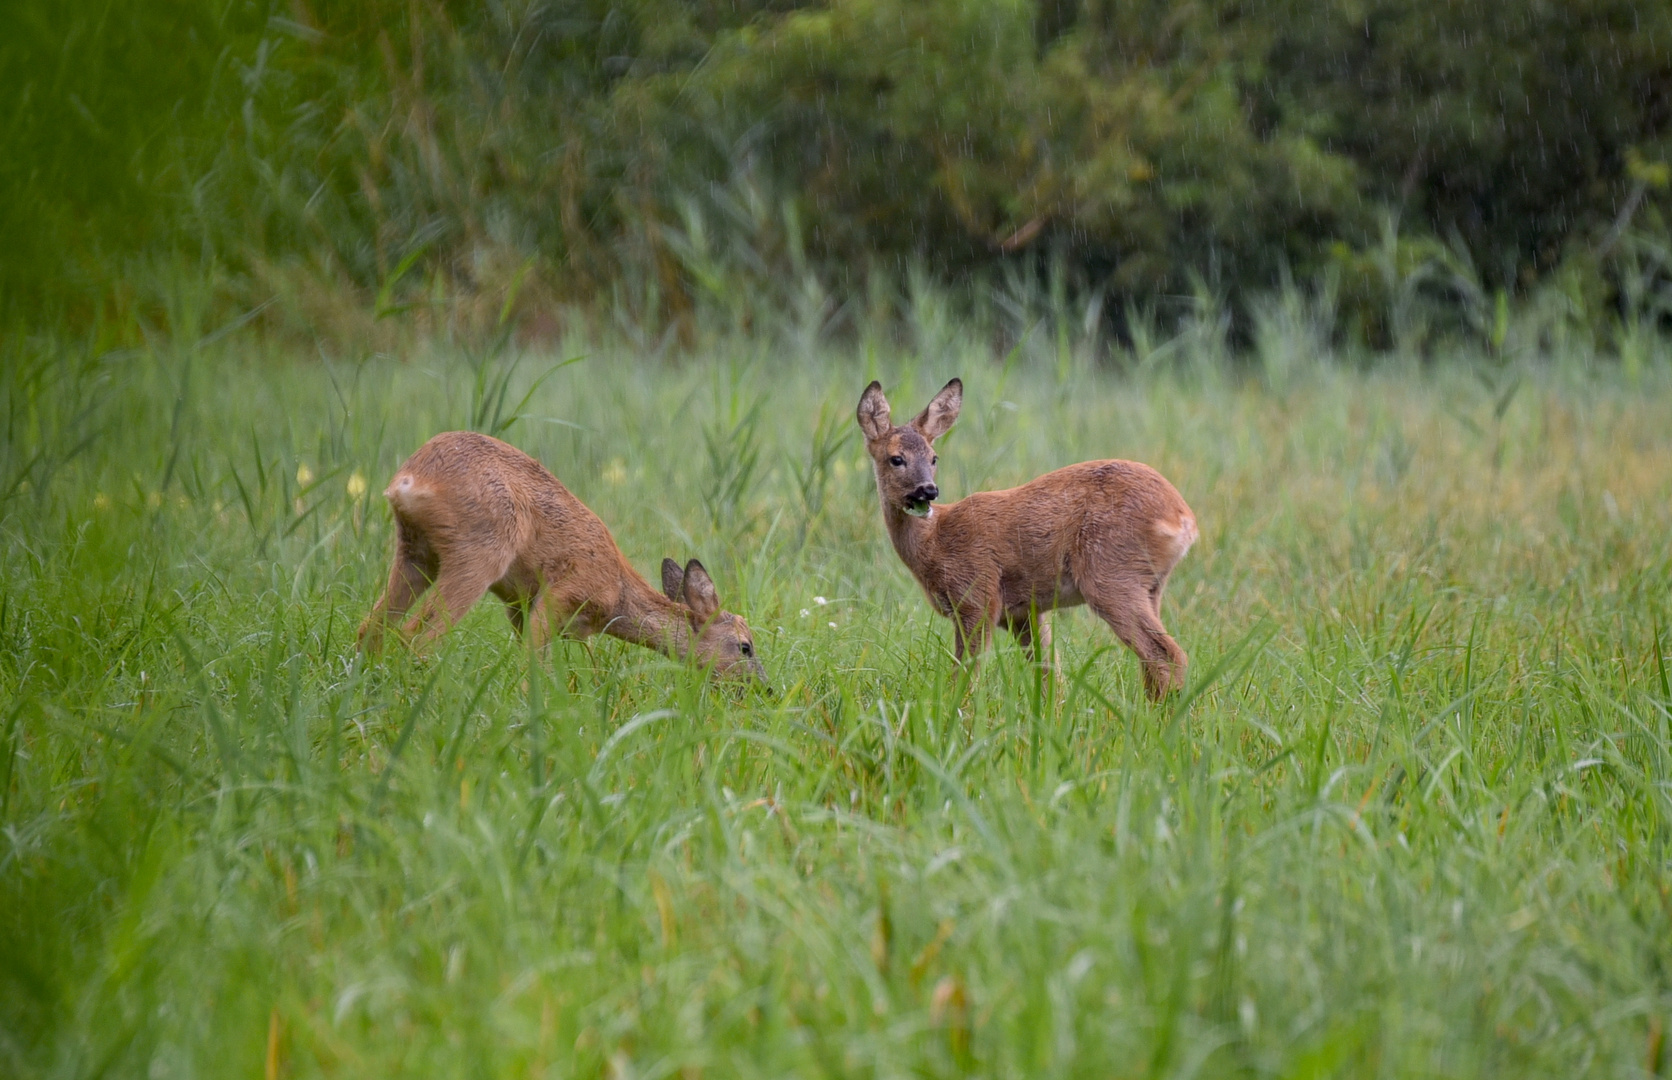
[856,379,1197,699]
[358,431,766,682]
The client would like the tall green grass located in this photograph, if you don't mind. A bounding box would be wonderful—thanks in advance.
[2,316,1671,1077]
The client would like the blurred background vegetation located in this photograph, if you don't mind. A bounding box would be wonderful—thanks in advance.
[6,0,1672,353]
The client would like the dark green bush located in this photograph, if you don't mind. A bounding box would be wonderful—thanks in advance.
[5,0,1670,343]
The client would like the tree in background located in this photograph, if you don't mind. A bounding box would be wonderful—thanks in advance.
[5,0,1669,346]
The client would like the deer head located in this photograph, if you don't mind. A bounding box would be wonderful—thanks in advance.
[856,378,962,518]
[661,558,766,683]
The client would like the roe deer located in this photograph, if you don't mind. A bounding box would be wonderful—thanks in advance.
[856,379,1196,699]
[358,431,766,683]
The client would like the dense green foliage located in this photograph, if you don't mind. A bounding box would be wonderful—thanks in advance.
[2,311,1670,1075]
[7,0,1672,341]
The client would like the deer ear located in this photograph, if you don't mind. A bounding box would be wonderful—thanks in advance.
[912,378,962,442]
[856,381,892,441]
[681,559,720,621]
[661,558,685,601]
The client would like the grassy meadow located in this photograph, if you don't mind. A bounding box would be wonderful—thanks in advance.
[3,318,1672,1078]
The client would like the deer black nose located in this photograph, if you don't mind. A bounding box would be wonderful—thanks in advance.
[910,484,939,503]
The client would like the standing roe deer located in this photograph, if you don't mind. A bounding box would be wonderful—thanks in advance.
[358,431,767,683]
[856,379,1196,699]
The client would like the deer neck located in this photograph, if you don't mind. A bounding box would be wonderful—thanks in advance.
[880,500,939,583]
[607,571,695,660]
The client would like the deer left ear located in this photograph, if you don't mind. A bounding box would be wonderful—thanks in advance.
[661,558,685,601]
[912,378,962,442]
[681,559,720,621]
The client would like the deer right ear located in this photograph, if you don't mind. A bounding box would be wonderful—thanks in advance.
[661,558,685,601]
[856,381,892,441]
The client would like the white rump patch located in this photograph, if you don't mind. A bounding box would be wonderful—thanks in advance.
[385,474,432,507]
[1156,514,1199,558]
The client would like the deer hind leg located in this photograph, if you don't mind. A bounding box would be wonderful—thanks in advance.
[358,525,438,653]
[399,547,516,650]
[1087,585,1187,702]
[1149,566,1176,622]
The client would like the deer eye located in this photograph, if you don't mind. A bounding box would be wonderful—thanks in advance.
[739,641,753,656]
[931,455,938,465]
[889,455,906,467]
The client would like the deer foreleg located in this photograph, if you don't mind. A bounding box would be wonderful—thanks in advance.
[1037,611,1058,678]
[953,606,995,668]
[1008,610,1059,679]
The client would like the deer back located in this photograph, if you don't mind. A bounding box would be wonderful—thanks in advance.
[919,461,1195,608]
[387,430,620,588]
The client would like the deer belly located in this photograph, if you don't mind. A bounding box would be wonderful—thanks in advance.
[1052,574,1084,607]
[491,559,543,605]
[1002,573,1083,612]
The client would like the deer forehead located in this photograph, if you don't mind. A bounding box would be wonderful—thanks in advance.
[878,430,933,458]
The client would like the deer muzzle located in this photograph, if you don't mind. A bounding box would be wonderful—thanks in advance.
[904,484,938,517]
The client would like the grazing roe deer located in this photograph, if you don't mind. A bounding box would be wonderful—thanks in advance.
[856,379,1196,699]
[358,431,766,683]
